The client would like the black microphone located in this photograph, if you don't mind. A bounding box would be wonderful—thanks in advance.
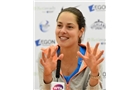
[56,59,61,82]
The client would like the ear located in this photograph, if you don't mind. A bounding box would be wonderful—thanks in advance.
[79,27,85,37]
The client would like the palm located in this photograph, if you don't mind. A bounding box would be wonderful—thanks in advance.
[77,42,104,74]
[42,53,57,75]
[40,46,63,76]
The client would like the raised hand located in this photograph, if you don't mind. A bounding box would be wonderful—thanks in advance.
[77,42,104,76]
[40,45,64,76]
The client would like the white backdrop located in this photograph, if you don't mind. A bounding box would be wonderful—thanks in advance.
[34,1,106,90]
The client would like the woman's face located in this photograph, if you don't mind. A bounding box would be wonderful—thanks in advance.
[55,12,83,48]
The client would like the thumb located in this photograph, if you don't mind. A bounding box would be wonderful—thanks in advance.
[58,54,64,60]
[77,51,85,60]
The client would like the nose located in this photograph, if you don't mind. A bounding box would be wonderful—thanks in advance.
[60,26,66,33]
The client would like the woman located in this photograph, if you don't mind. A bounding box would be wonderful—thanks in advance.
[38,7,104,90]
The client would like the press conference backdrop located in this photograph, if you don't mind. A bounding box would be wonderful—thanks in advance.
[34,1,106,90]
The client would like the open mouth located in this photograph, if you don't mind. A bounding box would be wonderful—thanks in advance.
[59,36,69,40]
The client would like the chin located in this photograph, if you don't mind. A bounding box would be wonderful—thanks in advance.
[58,43,67,47]
[58,43,70,48]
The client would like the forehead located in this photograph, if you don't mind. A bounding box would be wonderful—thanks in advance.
[57,12,77,25]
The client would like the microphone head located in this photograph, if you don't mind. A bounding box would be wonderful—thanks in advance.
[56,59,61,78]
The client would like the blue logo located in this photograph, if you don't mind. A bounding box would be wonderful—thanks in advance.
[88,5,94,12]
[39,20,50,32]
[88,4,106,12]
[35,39,55,46]
[35,39,41,46]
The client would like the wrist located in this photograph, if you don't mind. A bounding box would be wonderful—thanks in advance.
[43,73,53,84]
[89,73,100,86]
[91,67,99,76]
[91,72,99,77]
[90,73,100,79]
[44,69,52,76]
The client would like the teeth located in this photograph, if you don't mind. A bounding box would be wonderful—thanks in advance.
[60,37,68,40]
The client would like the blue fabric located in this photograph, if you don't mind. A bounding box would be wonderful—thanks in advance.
[57,46,86,83]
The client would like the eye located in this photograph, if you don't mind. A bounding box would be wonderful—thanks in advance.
[57,24,62,28]
[68,26,73,28]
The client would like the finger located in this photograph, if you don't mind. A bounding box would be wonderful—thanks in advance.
[51,46,58,57]
[54,54,64,69]
[40,58,45,66]
[93,43,99,56]
[96,50,104,60]
[47,48,51,58]
[41,48,48,54]
[58,54,64,60]
[77,51,86,60]
[42,52,47,62]
[87,42,91,53]
[96,57,104,65]
[41,48,46,51]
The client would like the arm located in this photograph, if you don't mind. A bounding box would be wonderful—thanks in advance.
[77,43,104,90]
[38,51,52,90]
[86,64,103,90]
[38,46,64,90]
[38,62,51,90]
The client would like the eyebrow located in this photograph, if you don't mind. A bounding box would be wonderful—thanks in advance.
[57,22,74,25]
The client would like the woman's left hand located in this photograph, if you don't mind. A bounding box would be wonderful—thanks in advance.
[77,42,104,76]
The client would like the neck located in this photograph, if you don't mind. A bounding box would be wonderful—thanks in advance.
[60,44,80,63]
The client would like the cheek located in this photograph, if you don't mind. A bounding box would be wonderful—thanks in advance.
[71,33,79,40]
[73,31,79,38]
[55,29,58,35]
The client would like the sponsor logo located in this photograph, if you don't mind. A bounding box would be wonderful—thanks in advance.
[102,72,106,78]
[88,4,106,12]
[87,38,105,42]
[35,39,55,46]
[87,38,106,45]
[91,19,106,30]
[39,20,50,32]
[74,5,81,8]
[53,84,63,90]
[101,42,106,45]
[34,6,55,13]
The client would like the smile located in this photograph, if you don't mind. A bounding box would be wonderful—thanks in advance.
[59,36,69,40]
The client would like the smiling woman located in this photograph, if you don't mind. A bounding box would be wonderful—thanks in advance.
[38,7,104,90]
[55,12,84,48]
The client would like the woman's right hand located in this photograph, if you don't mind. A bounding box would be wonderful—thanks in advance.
[40,45,64,76]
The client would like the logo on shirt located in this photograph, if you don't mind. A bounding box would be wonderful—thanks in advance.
[53,84,63,90]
